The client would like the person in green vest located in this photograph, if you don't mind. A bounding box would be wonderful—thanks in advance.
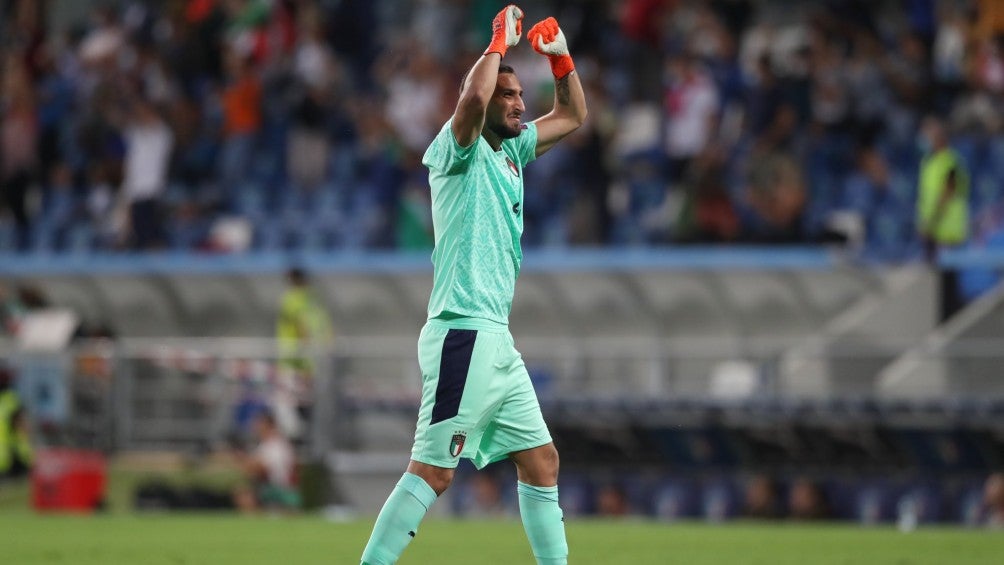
[275,267,333,438]
[0,367,32,478]
[916,116,970,320]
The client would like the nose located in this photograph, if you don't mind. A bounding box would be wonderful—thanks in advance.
[515,97,525,114]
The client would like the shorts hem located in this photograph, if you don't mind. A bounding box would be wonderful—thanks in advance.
[472,437,553,470]
[410,453,462,470]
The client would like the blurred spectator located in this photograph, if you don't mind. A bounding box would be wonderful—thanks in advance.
[810,40,850,134]
[218,47,262,203]
[286,86,331,191]
[747,55,799,155]
[275,266,333,438]
[883,31,932,119]
[619,0,675,101]
[395,153,435,251]
[78,4,124,68]
[286,3,342,193]
[742,474,782,520]
[1,52,39,250]
[595,483,631,517]
[377,38,450,154]
[0,365,33,479]
[38,163,80,251]
[0,407,34,479]
[933,5,969,112]
[975,0,1004,41]
[0,283,22,336]
[664,52,720,185]
[675,147,740,243]
[839,144,912,256]
[85,163,123,248]
[916,115,970,320]
[743,152,807,243]
[120,96,174,250]
[1,283,50,337]
[846,35,893,136]
[787,477,832,521]
[233,408,300,514]
[983,472,1004,528]
[917,118,970,257]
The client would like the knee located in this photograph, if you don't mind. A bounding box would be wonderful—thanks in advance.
[519,444,560,486]
[425,467,455,496]
[408,462,455,496]
[542,445,560,482]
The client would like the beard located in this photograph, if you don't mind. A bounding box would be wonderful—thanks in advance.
[488,119,522,140]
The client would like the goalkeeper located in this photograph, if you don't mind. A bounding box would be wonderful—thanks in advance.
[359,5,586,564]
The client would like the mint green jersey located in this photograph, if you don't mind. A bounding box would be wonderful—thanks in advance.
[421,120,538,325]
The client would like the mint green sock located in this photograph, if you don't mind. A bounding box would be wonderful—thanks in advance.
[360,473,438,565]
[518,481,569,565]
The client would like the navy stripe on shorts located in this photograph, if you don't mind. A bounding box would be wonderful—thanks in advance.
[430,329,477,425]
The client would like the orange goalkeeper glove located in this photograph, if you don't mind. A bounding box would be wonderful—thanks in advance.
[485,4,523,58]
[528,17,575,78]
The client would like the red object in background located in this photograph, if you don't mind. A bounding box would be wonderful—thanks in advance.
[31,449,107,512]
[185,0,216,23]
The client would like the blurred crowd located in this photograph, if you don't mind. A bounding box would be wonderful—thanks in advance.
[447,466,1004,527]
[2,0,1004,256]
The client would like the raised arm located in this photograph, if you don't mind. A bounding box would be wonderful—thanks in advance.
[452,5,524,147]
[527,17,588,158]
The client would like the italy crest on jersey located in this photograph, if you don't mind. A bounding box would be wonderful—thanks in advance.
[449,432,467,457]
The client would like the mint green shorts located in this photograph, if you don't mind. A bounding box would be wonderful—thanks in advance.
[410,318,552,469]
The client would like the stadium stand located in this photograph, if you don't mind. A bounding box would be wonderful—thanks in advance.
[2,0,1004,256]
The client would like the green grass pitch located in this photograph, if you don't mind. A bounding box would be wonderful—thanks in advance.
[2,513,1002,565]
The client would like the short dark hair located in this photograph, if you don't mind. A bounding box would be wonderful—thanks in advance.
[459,63,516,93]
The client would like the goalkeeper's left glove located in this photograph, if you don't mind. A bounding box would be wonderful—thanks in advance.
[527,16,575,79]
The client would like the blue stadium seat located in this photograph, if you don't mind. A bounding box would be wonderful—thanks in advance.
[236,185,267,221]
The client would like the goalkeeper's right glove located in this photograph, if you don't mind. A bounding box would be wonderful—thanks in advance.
[485,4,523,58]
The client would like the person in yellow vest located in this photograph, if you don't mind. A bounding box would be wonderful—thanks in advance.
[916,116,970,320]
[0,367,33,478]
[274,267,333,438]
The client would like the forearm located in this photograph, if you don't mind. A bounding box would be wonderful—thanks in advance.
[460,53,502,109]
[453,5,522,146]
[550,69,587,126]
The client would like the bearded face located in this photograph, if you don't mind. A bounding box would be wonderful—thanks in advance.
[485,72,525,140]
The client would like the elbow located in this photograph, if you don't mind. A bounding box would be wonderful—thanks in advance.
[457,90,489,115]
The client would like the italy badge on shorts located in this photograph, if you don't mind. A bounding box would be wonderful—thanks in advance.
[449,431,467,457]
